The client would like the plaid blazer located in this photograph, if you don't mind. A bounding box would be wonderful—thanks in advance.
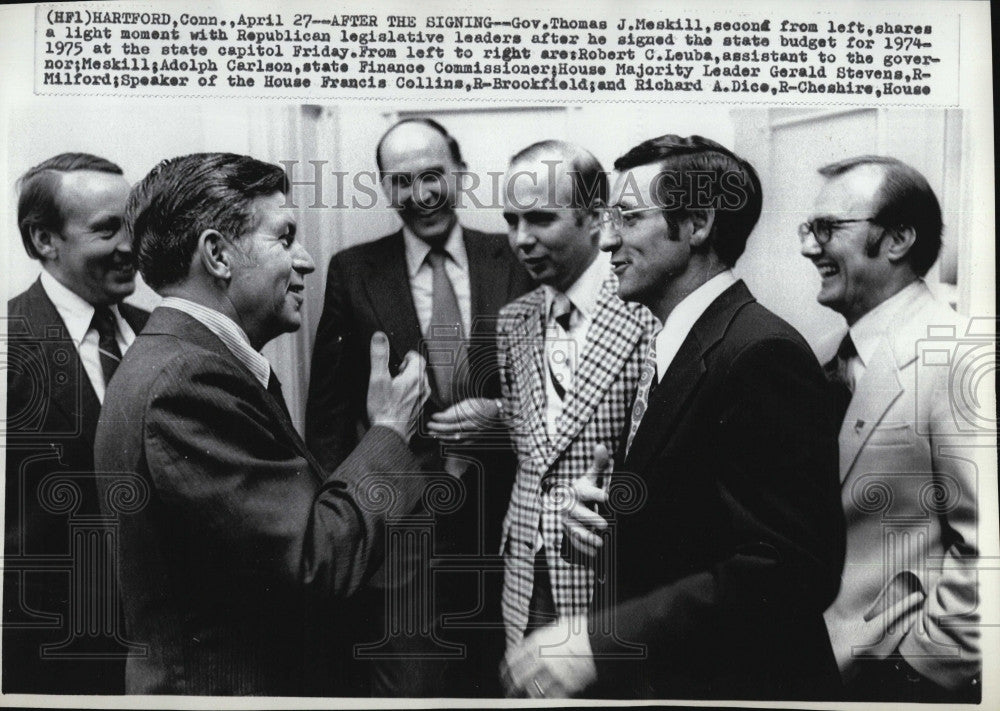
[497,272,656,649]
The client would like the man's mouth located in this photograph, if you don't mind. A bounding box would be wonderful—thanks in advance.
[611,260,629,275]
[815,262,839,278]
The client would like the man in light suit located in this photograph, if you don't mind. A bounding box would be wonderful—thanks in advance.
[504,135,845,700]
[801,155,984,702]
[93,153,435,695]
[494,141,656,657]
[306,118,532,695]
[4,153,148,694]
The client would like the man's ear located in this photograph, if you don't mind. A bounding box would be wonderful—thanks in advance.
[197,229,233,281]
[884,225,917,264]
[686,208,716,249]
[28,224,60,261]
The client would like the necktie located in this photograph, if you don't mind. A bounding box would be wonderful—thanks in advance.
[624,341,658,456]
[546,292,576,400]
[91,306,122,386]
[425,247,467,406]
[826,333,857,426]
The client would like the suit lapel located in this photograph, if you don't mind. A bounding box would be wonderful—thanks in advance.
[21,280,102,438]
[145,308,324,481]
[838,338,904,483]
[360,232,423,361]
[508,292,550,457]
[465,228,509,335]
[623,281,754,475]
[545,277,642,468]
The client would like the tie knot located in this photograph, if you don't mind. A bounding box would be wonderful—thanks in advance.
[426,246,450,267]
[837,333,857,361]
[91,306,117,340]
[550,292,574,330]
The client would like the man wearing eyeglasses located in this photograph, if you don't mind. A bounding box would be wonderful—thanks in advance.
[494,141,656,683]
[802,156,982,702]
[503,135,845,699]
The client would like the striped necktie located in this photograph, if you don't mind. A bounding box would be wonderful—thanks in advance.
[91,306,122,386]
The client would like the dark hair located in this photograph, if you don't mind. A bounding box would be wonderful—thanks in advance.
[375,118,464,175]
[818,155,942,276]
[614,135,763,267]
[125,153,288,291]
[509,139,608,211]
[16,152,124,260]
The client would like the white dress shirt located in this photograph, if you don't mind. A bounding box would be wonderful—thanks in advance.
[160,297,271,388]
[402,223,472,337]
[542,252,610,436]
[39,270,136,404]
[653,270,738,382]
[843,279,925,391]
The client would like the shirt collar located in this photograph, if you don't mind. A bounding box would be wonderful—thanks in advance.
[656,270,737,374]
[544,251,609,321]
[159,296,271,388]
[848,279,925,368]
[402,222,467,278]
[39,269,124,346]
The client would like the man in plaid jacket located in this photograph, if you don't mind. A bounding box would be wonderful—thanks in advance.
[495,141,657,655]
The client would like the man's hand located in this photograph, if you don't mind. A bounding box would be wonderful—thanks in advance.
[563,444,611,562]
[425,397,503,442]
[366,331,428,442]
[500,616,597,698]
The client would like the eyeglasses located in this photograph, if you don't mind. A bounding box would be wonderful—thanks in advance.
[598,205,666,230]
[798,217,879,245]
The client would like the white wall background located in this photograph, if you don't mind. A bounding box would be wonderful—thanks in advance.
[2,100,979,426]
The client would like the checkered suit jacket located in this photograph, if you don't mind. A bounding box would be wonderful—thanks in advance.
[497,271,656,649]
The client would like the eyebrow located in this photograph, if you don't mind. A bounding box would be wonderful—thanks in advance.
[88,214,122,231]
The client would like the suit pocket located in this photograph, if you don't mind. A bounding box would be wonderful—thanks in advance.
[865,422,913,447]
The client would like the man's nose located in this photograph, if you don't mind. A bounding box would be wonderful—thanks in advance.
[799,229,822,258]
[413,176,439,206]
[598,222,620,252]
[113,227,133,253]
[293,241,315,274]
[514,219,535,248]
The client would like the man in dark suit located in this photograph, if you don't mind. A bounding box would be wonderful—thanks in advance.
[4,153,148,694]
[306,119,532,695]
[503,135,845,700]
[92,152,437,695]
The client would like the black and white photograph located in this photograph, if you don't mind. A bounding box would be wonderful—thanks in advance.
[1,0,995,708]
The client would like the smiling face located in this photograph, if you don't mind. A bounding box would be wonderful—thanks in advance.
[379,122,462,244]
[502,156,599,292]
[43,170,135,305]
[599,163,692,317]
[227,191,315,349]
[801,165,893,325]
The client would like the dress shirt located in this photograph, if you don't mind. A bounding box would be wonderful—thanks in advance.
[39,270,136,403]
[542,252,611,435]
[402,222,471,337]
[653,270,737,382]
[160,297,271,388]
[844,279,925,391]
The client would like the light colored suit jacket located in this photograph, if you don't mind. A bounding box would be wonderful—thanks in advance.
[497,273,656,649]
[823,282,986,690]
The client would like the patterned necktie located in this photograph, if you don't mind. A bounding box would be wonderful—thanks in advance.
[826,333,857,426]
[624,340,658,456]
[425,247,467,406]
[546,292,575,400]
[91,306,122,386]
